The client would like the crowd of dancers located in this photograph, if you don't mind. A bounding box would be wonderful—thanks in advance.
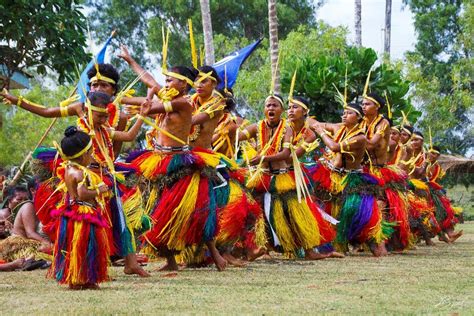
[0,41,463,290]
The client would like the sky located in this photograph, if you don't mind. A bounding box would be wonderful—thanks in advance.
[317,0,417,60]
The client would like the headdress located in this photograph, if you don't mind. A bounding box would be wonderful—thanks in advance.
[161,26,195,87]
[333,66,362,117]
[362,68,384,108]
[265,51,284,107]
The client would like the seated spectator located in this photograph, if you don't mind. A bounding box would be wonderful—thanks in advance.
[0,179,51,269]
[0,186,29,239]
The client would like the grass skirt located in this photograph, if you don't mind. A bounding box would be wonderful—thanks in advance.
[32,147,140,257]
[407,179,440,239]
[0,235,44,262]
[51,200,110,286]
[246,171,335,254]
[428,181,459,232]
[129,147,259,255]
[365,165,410,249]
[336,172,391,247]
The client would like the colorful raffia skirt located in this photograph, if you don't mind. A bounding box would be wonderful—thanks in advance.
[407,179,440,238]
[337,171,391,247]
[306,161,345,219]
[31,147,142,256]
[365,165,410,249]
[428,181,460,231]
[246,169,335,254]
[128,146,262,255]
[51,200,110,286]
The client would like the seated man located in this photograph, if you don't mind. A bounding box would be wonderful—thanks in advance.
[11,179,51,245]
[0,186,29,239]
[0,179,51,266]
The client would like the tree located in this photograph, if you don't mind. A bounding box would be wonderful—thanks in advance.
[354,0,362,46]
[384,0,392,58]
[268,0,281,94]
[280,46,419,123]
[200,0,215,65]
[403,0,473,155]
[233,24,418,124]
[85,0,321,68]
[0,0,89,89]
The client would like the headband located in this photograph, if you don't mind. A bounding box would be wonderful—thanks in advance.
[265,95,284,107]
[63,140,93,160]
[196,71,217,83]
[364,96,381,108]
[413,134,424,140]
[344,105,363,117]
[89,73,116,85]
[401,126,413,135]
[163,70,195,87]
[289,98,308,111]
[428,148,440,154]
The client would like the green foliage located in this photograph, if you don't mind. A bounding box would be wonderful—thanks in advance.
[0,0,89,86]
[403,0,473,155]
[235,23,348,120]
[281,47,418,123]
[235,24,417,124]
[86,0,319,68]
[0,83,76,167]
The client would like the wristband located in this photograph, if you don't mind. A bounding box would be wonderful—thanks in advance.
[17,96,23,107]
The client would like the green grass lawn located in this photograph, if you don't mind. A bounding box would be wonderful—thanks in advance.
[1,222,473,315]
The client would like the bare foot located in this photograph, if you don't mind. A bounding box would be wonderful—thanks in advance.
[83,283,100,290]
[438,233,451,243]
[246,247,267,261]
[260,253,273,260]
[222,253,248,267]
[124,265,151,277]
[156,262,179,272]
[370,242,388,257]
[448,230,463,243]
[304,249,331,260]
[206,240,227,271]
[212,253,227,271]
[329,251,345,258]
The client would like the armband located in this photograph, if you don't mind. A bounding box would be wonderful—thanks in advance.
[16,96,23,107]
[241,129,251,140]
[282,142,291,149]
[60,106,69,117]
[164,101,173,113]
[110,129,116,140]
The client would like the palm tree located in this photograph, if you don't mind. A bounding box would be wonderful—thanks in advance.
[268,0,280,94]
[199,0,215,65]
[354,0,362,47]
[384,0,392,58]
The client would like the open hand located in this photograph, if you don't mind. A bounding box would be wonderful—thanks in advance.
[118,45,132,63]
[140,99,152,116]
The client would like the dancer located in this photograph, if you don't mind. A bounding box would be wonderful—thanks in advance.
[360,90,409,252]
[240,94,334,259]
